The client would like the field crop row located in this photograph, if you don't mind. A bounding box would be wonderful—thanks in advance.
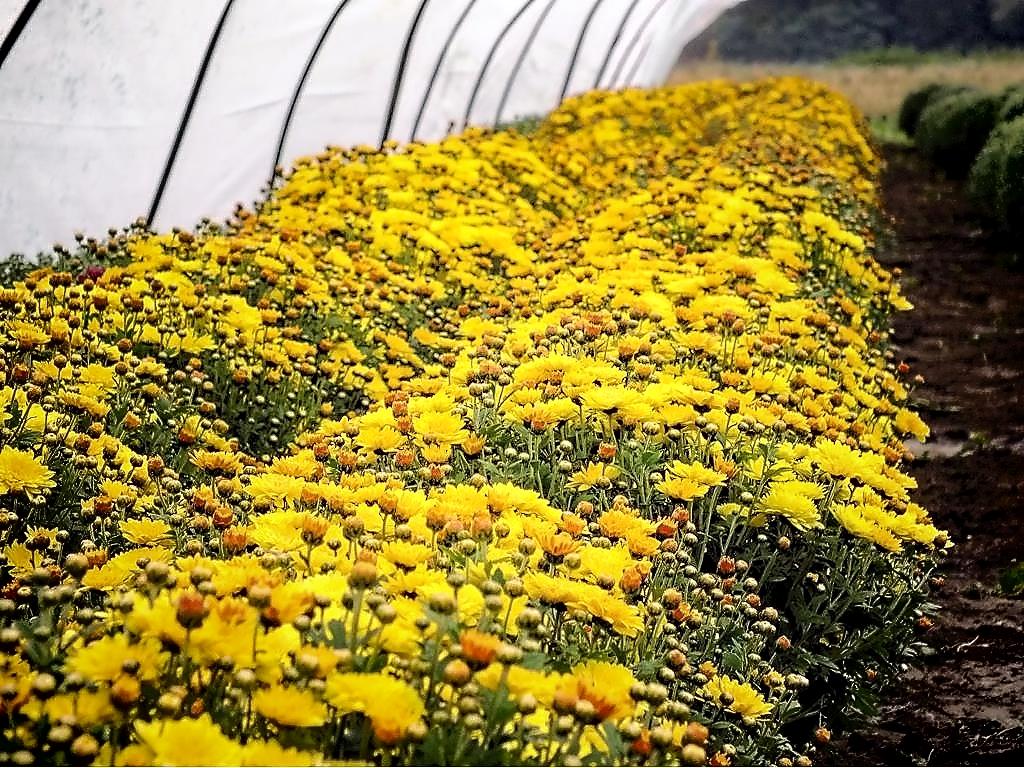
[0,79,943,766]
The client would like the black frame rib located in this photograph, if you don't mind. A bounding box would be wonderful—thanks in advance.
[269,0,354,184]
[608,0,670,88]
[409,0,479,142]
[622,0,688,87]
[461,0,538,129]
[493,0,558,126]
[0,0,42,72]
[593,0,643,89]
[623,35,653,86]
[379,0,432,149]
[557,0,607,105]
[147,0,236,227]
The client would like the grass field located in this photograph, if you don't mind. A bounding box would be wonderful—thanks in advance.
[670,52,1024,118]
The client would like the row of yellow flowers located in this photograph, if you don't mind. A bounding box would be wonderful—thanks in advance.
[0,78,943,765]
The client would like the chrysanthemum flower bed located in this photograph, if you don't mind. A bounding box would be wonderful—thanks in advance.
[0,78,945,766]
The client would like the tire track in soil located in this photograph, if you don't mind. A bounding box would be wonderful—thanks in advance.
[830,148,1024,765]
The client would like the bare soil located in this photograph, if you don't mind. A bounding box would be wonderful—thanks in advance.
[828,148,1024,765]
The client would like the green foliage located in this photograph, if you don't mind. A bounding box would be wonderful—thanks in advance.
[870,115,913,147]
[969,121,1013,214]
[898,83,970,136]
[1002,119,1024,235]
[999,561,1024,598]
[998,84,1024,123]
[914,89,1001,176]
[680,0,1024,63]
[1000,562,1024,595]
[833,47,934,67]
[496,114,544,136]
[835,47,1024,67]
[969,115,1024,235]
[0,252,48,285]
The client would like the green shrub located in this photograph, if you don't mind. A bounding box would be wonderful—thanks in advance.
[968,115,1024,235]
[898,83,969,136]
[914,89,1001,176]
[998,85,1024,124]
[998,118,1024,236]
[969,120,1014,214]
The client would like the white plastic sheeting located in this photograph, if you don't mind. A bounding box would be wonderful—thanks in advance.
[0,0,742,258]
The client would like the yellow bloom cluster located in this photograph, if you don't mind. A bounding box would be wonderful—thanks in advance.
[0,78,944,766]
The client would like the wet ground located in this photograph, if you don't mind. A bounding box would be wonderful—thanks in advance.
[828,148,1024,765]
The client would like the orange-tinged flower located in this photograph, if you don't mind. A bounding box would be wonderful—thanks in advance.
[459,629,501,669]
[462,434,486,455]
[537,530,579,558]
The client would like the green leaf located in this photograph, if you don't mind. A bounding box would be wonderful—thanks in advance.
[722,649,745,672]
[1000,562,1024,595]
[519,651,548,670]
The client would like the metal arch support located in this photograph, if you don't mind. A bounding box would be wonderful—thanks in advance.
[461,0,538,130]
[0,0,41,72]
[147,0,236,227]
[622,0,690,87]
[269,0,355,184]
[608,0,670,89]
[593,0,643,89]
[409,0,479,142]
[379,0,432,149]
[493,0,558,126]
[623,35,654,86]
[557,0,607,105]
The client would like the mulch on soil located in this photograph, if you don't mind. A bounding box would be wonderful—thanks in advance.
[828,148,1024,765]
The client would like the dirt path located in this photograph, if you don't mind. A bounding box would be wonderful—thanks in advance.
[830,148,1024,765]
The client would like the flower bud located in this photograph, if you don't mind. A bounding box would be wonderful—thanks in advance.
[682,744,707,765]
[348,561,378,590]
[175,590,208,629]
[518,693,538,714]
[71,734,100,759]
[444,659,472,687]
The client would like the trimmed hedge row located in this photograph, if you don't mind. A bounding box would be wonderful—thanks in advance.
[897,83,970,137]
[969,116,1024,236]
[0,78,944,766]
[914,90,1001,177]
[901,81,1024,236]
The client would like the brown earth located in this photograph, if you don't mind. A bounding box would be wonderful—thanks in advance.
[827,148,1024,765]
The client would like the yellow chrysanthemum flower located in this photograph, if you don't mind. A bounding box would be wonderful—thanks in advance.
[703,675,773,720]
[254,685,328,728]
[567,462,621,491]
[757,484,823,531]
[325,673,425,745]
[0,446,54,497]
[562,660,638,721]
[134,714,244,766]
[68,633,168,683]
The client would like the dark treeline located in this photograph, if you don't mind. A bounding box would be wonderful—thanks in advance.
[681,0,1024,62]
